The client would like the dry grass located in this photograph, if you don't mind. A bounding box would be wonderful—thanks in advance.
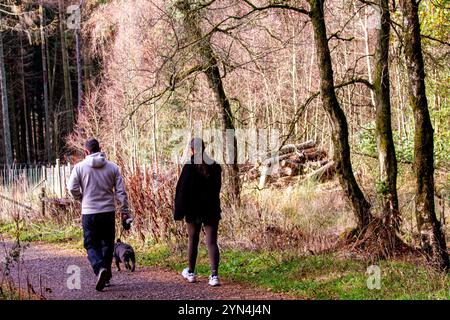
[0,178,41,224]
[219,179,353,254]
[116,159,185,247]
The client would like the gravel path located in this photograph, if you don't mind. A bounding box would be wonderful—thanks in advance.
[0,242,290,300]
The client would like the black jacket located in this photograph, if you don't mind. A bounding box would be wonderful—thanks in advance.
[173,158,222,224]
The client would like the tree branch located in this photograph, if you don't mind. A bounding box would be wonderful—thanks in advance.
[421,34,450,47]
[336,78,374,90]
[241,0,310,16]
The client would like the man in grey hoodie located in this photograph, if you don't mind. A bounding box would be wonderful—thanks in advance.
[68,138,130,291]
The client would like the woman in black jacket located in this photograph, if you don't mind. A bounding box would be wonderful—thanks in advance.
[174,138,222,286]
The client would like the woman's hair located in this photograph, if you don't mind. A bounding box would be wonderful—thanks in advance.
[190,138,210,177]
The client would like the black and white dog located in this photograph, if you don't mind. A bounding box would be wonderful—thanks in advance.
[113,239,136,272]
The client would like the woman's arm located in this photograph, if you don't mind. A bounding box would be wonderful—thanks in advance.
[215,164,222,193]
[173,165,191,220]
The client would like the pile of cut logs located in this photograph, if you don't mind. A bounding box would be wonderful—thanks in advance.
[240,140,335,188]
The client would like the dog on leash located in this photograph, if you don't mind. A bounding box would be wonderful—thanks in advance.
[113,239,136,272]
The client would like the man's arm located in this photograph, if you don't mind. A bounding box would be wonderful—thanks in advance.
[114,166,129,215]
[67,166,82,201]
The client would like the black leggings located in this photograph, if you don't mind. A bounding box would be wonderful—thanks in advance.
[187,222,219,276]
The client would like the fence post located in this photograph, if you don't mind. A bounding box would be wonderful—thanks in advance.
[40,186,46,217]
[41,165,47,192]
[67,163,72,198]
[56,159,63,198]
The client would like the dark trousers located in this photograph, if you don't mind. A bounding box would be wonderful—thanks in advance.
[82,212,115,276]
[187,222,220,275]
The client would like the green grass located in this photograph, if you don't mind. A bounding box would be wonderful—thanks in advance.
[0,287,21,300]
[137,244,450,300]
[0,221,83,244]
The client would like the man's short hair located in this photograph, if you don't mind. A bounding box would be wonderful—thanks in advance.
[85,138,100,154]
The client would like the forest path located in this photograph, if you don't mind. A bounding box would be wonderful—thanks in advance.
[1,241,289,300]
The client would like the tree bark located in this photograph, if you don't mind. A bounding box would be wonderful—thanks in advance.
[175,0,241,202]
[400,0,450,272]
[0,26,12,166]
[75,0,84,111]
[373,0,400,230]
[309,0,372,230]
[19,35,31,163]
[39,4,52,162]
[58,0,74,133]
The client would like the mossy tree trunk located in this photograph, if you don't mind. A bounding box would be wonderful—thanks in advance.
[175,0,241,202]
[400,0,449,272]
[308,0,372,230]
[373,0,400,230]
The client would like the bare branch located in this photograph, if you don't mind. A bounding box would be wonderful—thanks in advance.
[241,0,310,16]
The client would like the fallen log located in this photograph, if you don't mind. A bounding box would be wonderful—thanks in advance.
[281,166,300,177]
[258,165,272,189]
[242,140,335,187]
[303,160,329,173]
[302,148,327,161]
[303,161,335,182]
[262,140,316,159]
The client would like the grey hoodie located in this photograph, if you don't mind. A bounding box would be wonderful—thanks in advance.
[68,152,129,215]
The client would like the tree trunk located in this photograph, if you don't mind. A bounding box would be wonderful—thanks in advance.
[58,0,74,133]
[373,0,400,230]
[75,0,84,111]
[309,0,372,230]
[39,4,52,162]
[19,35,31,164]
[0,27,12,166]
[175,0,241,202]
[400,0,450,272]
[152,103,158,174]
[9,86,20,162]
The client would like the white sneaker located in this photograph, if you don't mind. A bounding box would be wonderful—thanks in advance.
[181,268,196,283]
[208,275,220,287]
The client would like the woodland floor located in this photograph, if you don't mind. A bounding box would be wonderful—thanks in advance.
[0,241,291,300]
